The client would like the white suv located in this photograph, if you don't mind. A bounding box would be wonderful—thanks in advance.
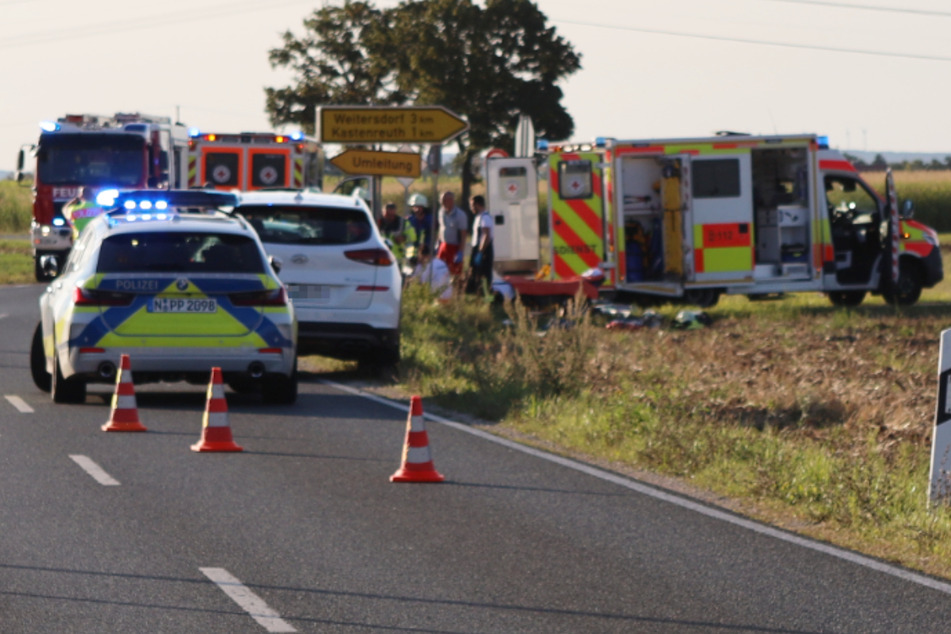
[235,190,402,367]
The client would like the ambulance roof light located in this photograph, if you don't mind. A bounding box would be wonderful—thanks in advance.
[536,139,549,151]
[290,131,304,141]
[594,137,607,148]
[817,135,830,149]
[188,127,201,137]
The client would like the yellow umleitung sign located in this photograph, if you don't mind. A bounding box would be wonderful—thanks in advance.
[317,106,468,143]
[330,149,421,178]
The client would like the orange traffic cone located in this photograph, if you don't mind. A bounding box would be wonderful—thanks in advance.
[390,395,444,483]
[191,367,243,452]
[102,354,147,432]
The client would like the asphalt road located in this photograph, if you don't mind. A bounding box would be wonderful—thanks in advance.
[2,282,951,633]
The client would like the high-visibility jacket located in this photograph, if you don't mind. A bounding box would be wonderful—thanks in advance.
[63,200,103,239]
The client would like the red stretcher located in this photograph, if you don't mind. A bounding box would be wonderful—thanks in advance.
[502,275,600,302]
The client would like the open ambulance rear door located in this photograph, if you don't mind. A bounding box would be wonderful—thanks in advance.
[546,150,609,282]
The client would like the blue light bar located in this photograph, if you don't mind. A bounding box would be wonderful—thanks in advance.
[96,189,119,207]
[536,139,549,151]
[40,121,60,132]
[188,127,201,137]
[290,130,304,141]
[817,135,830,149]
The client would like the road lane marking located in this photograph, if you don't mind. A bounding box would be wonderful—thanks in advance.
[200,567,297,632]
[4,395,33,413]
[323,378,951,597]
[69,455,120,486]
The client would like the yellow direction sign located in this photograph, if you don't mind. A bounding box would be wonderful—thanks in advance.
[330,149,421,178]
[318,106,468,144]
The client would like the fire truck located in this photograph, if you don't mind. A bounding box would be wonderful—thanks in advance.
[486,133,942,307]
[185,130,322,191]
[16,113,190,281]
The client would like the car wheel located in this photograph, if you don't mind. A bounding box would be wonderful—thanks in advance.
[882,264,923,306]
[827,291,866,307]
[31,323,52,393]
[262,358,297,405]
[51,347,86,404]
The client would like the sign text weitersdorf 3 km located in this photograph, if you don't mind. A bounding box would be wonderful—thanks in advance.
[317,106,468,144]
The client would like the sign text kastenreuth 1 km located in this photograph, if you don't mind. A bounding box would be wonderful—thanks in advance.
[317,106,468,144]
[330,149,421,178]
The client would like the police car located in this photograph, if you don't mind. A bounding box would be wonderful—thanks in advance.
[234,190,401,368]
[30,190,298,404]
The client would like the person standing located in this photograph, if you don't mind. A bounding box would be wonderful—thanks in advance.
[406,193,433,263]
[468,194,494,294]
[436,190,468,275]
[378,202,409,264]
[62,186,103,240]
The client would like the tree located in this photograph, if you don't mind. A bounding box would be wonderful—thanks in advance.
[265,0,581,206]
[264,1,404,131]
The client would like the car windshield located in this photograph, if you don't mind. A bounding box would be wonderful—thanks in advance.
[237,204,371,245]
[97,232,264,273]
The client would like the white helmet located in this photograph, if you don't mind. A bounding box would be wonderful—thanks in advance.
[408,193,428,207]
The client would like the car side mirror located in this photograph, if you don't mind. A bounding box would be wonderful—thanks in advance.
[269,255,283,274]
[900,199,914,219]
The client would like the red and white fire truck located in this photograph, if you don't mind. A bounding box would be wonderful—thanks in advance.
[16,113,190,281]
[185,130,322,191]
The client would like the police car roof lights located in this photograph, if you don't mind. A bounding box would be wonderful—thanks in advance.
[106,189,240,213]
[39,121,61,132]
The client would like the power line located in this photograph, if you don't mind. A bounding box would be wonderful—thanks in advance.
[552,18,951,63]
[0,0,315,50]
[762,0,951,18]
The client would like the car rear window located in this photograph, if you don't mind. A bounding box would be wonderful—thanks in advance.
[97,232,265,274]
[237,204,371,245]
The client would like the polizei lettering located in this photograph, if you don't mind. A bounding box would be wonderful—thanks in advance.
[113,279,160,291]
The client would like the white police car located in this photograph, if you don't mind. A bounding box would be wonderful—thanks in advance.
[235,190,401,368]
[30,190,298,404]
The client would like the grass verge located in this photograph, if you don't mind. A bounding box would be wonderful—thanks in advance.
[334,260,951,582]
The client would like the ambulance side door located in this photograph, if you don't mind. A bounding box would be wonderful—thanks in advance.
[686,154,754,283]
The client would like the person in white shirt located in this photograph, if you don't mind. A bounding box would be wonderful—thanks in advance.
[412,244,452,302]
[468,195,494,294]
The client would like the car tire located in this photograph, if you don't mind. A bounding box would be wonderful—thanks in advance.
[882,263,923,306]
[51,346,86,404]
[262,358,297,405]
[31,323,52,393]
[827,291,866,307]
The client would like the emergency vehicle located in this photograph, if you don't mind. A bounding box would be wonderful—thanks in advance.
[16,113,190,281]
[185,130,322,191]
[487,133,942,307]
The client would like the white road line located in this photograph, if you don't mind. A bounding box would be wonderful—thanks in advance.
[322,378,951,597]
[69,455,120,486]
[200,567,297,633]
[4,395,33,413]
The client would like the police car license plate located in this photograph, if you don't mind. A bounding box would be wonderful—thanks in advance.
[150,297,217,313]
[286,284,329,300]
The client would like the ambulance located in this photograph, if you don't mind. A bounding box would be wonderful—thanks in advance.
[185,130,322,191]
[487,133,942,307]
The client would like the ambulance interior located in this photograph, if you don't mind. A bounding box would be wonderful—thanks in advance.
[617,146,813,283]
[750,146,811,279]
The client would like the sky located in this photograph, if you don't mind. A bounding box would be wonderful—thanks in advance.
[3,0,951,171]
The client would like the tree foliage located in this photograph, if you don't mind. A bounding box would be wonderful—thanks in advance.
[265,0,581,200]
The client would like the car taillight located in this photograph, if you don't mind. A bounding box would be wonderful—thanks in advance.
[73,287,134,307]
[345,248,393,266]
[230,287,288,306]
